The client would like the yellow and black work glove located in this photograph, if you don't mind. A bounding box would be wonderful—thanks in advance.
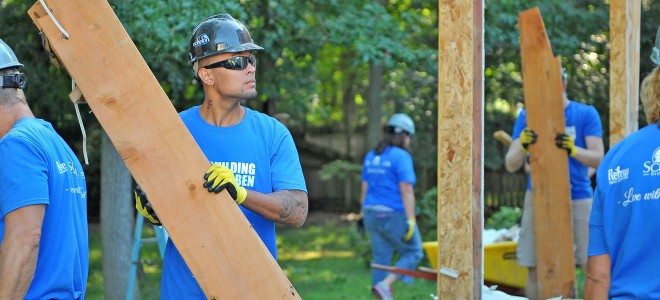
[520,127,538,152]
[203,164,247,205]
[402,218,416,242]
[134,185,162,226]
[555,133,577,157]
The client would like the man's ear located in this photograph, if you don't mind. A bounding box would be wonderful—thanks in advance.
[198,68,215,87]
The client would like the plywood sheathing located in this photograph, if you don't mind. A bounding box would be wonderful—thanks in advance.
[437,0,484,298]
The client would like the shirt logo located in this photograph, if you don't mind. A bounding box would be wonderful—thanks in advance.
[211,161,256,188]
[366,155,390,175]
[56,161,67,174]
[642,146,660,177]
[565,126,576,139]
[607,166,629,184]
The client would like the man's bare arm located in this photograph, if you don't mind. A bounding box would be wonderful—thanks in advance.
[505,139,527,173]
[0,204,45,299]
[573,135,604,169]
[584,254,611,300]
[241,189,308,227]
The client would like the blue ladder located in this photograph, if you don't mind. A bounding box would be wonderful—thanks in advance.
[126,212,168,300]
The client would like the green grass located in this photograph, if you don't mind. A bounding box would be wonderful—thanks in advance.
[87,225,163,300]
[87,215,586,299]
[278,218,437,300]
[86,217,437,299]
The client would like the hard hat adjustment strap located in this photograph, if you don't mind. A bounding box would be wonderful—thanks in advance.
[1,73,27,89]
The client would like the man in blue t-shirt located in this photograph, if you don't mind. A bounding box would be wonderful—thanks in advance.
[134,15,308,299]
[0,39,88,299]
[585,28,660,299]
[505,68,604,299]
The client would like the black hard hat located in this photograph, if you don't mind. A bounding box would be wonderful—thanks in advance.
[188,14,263,64]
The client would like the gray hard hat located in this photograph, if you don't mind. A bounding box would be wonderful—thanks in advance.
[652,25,659,66]
[0,39,23,71]
[386,113,415,135]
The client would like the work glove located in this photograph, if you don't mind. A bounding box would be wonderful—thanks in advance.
[519,127,538,152]
[203,164,247,205]
[555,133,577,157]
[403,218,416,242]
[356,210,365,235]
[134,185,162,226]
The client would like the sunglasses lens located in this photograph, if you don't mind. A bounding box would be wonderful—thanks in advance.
[225,57,243,69]
[204,55,256,70]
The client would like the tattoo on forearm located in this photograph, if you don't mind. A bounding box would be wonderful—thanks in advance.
[278,191,308,226]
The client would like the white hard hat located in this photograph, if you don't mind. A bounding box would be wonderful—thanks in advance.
[386,113,415,135]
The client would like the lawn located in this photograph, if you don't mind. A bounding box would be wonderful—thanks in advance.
[86,213,437,299]
[86,213,586,299]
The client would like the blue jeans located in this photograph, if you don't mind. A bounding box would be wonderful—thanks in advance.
[363,208,423,285]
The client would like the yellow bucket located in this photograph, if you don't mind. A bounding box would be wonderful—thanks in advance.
[422,241,439,269]
[483,241,527,288]
[421,241,527,288]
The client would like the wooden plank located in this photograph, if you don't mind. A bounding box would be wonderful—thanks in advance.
[371,264,437,281]
[437,0,483,298]
[609,0,641,146]
[27,1,299,299]
[471,0,485,298]
[494,130,512,146]
[518,8,576,299]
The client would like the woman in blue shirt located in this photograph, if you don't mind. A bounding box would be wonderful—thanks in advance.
[361,113,423,300]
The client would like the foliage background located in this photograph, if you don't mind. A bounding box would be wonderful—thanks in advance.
[0,1,658,296]
[1,1,658,218]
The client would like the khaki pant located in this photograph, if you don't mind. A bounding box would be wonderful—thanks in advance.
[516,190,592,267]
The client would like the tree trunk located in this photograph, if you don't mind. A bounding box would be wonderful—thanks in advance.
[366,61,384,151]
[100,131,134,299]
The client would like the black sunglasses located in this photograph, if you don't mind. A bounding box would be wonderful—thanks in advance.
[202,55,256,70]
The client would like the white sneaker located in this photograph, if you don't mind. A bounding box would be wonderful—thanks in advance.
[372,281,393,300]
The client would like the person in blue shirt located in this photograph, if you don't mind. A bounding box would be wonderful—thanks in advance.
[0,39,88,299]
[585,26,660,299]
[361,113,423,300]
[134,14,308,299]
[505,68,604,300]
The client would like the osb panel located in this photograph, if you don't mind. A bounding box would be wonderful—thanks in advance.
[519,8,576,299]
[609,0,641,146]
[437,0,481,298]
[28,1,299,299]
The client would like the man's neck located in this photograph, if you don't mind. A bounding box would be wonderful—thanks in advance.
[0,103,34,138]
[562,93,570,108]
[198,96,245,127]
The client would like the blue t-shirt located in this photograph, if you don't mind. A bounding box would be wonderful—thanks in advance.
[361,146,416,212]
[588,124,660,299]
[160,106,307,299]
[0,118,88,300]
[512,101,602,199]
